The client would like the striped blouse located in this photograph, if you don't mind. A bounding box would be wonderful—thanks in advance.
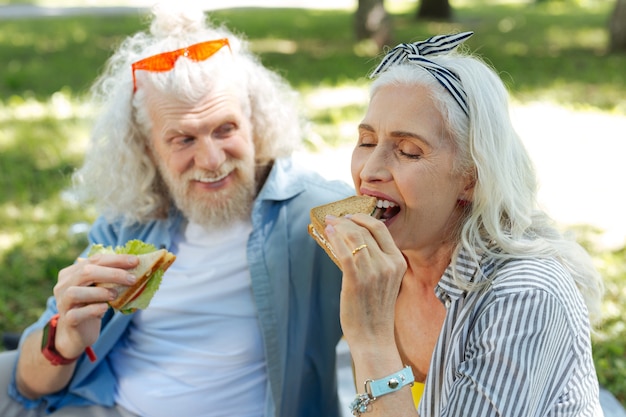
[418,247,603,417]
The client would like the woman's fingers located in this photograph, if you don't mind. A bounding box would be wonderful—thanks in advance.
[325,214,404,272]
[325,213,407,320]
[344,213,399,256]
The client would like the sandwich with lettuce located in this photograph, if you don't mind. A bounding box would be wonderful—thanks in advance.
[89,240,176,314]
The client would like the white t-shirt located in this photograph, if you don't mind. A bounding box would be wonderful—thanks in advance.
[110,220,267,417]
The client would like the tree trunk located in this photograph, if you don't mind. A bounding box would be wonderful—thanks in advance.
[609,0,626,52]
[416,0,452,20]
[354,0,392,49]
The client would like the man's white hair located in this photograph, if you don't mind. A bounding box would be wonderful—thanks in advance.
[73,5,305,224]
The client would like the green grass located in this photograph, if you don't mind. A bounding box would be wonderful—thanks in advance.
[0,1,625,405]
[0,15,143,98]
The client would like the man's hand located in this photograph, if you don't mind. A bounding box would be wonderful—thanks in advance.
[15,254,138,399]
[52,254,139,358]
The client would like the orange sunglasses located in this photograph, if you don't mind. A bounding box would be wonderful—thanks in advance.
[131,38,231,92]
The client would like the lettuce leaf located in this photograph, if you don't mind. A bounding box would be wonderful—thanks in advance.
[119,268,164,314]
[88,239,158,256]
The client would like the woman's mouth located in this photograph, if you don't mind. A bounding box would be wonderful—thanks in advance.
[372,199,400,223]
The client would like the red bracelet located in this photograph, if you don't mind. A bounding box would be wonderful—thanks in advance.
[41,313,97,365]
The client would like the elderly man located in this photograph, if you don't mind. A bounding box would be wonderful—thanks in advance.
[0,5,352,417]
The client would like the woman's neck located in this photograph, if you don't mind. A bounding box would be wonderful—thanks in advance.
[402,240,456,289]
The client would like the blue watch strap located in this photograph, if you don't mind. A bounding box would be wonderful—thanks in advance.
[365,365,414,399]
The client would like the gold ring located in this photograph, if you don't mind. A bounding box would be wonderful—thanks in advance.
[351,244,368,255]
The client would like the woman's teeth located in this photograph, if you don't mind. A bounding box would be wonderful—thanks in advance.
[377,199,396,209]
[372,199,399,222]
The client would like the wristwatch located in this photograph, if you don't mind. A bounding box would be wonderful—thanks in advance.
[41,313,81,366]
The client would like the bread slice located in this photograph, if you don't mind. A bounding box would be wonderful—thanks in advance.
[308,196,377,270]
[97,249,176,310]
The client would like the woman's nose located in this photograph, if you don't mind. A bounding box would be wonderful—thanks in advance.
[194,137,225,170]
[360,148,391,183]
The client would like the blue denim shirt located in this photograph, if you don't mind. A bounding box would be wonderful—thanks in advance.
[10,157,354,417]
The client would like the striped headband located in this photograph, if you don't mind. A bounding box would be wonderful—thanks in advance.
[369,31,473,117]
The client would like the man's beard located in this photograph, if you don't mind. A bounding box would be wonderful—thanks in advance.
[156,157,257,229]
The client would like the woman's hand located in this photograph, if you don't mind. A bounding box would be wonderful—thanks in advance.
[325,213,406,348]
[51,253,139,358]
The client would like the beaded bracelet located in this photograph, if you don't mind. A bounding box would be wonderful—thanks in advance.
[349,365,414,416]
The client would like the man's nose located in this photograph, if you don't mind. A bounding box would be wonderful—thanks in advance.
[194,137,226,170]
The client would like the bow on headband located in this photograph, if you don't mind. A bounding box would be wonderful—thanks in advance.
[370,31,474,117]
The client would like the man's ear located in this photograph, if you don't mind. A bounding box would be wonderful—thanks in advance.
[144,141,156,164]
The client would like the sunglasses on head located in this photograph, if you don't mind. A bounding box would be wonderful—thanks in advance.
[131,38,231,93]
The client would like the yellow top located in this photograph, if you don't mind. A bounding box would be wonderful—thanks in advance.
[411,382,424,408]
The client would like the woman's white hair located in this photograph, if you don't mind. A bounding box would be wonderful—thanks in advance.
[73,5,304,224]
[370,51,603,325]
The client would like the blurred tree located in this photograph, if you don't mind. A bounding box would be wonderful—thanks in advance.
[415,0,452,19]
[354,0,392,49]
[609,0,626,52]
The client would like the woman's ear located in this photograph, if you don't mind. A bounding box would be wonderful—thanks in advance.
[458,170,476,203]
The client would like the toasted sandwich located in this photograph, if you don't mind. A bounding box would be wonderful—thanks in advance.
[307,196,380,270]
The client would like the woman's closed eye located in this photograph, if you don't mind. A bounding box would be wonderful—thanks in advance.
[398,140,423,159]
[357,133,377,148]
[358,141,376,148]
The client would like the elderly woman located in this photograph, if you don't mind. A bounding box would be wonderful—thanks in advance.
[325,32,604,416]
